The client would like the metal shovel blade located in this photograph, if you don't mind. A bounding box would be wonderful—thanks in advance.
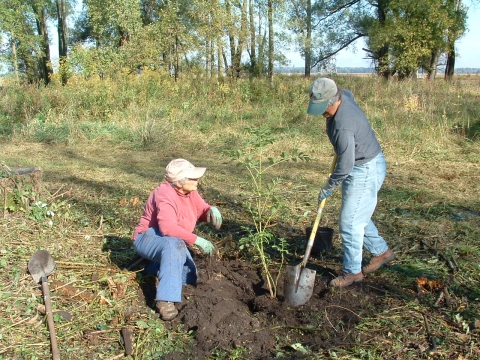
[28,250,56,283]
[284,265,316,306]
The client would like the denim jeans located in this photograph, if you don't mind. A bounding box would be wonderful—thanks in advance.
[339,152,388,274]
[134,227,197,302]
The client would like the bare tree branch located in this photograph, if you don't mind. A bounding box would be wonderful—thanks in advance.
[311,33,364,69]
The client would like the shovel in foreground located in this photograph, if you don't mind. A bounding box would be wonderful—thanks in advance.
[285,155,337,307]
[28,250,60,360]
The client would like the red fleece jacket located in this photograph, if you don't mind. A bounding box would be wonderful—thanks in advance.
[133,182,211,246]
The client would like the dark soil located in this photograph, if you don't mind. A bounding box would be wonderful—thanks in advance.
[138,252,395,360]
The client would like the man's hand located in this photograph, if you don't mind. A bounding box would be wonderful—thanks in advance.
[207,207,222,230]
[318,184,335,203]
[194,237,215,255]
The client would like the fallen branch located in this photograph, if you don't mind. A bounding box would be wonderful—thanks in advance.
[438,252,456,273]
[434,291,444,307]
[434,274,453,307]
[48,185,71,201]
[325,308,338,333]
[126,255,147,271]
[451,254,460,270]
[268,325,325,332]
[107,355,124,360]
[422,312,437,353]
[1,183,6,219]
[55,261,110,268]
[324,305,362,318]
[420,239,457,273]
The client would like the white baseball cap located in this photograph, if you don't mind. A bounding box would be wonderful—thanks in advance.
[165,159,206,182]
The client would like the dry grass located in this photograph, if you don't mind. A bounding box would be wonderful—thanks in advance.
[0,75,479,359]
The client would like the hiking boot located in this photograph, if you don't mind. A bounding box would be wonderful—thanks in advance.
[329,272,363,287]
[156,301,178,321]
[362,249,396,275]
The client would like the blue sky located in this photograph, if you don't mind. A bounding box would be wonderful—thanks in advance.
[288,5,480,68]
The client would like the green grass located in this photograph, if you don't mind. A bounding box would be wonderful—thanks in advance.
[0,73,479,359]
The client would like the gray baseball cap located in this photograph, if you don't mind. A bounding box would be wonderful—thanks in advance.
[307,78,337,115]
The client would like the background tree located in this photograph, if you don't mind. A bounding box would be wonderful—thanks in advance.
[56,0,69,84]
[444,0,466,80]
[0,0,52,83]
[1,0,471,82]
[287,0,366,77]
[301,0,468,79]
[29,0,54,84]
[0,1,36,81]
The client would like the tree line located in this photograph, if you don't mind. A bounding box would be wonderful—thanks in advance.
[0,0,469,85]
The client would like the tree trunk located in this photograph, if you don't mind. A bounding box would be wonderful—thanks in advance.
[210,41,215,75]
[206,40,211,79]
[57,0,68,85]
[217,45,224,75]
[267,0,273,84]
[174,0,180,81]
[32,3,53,85]
[249,0,257,75]
[445,50,455,81]
[235,0,248,78]
[57,0,67,57]
[426,51,438,80]
[444,0,462,81]
[222,47,228,74]
[11,36,19,82]
[225,0,237,76]
[376,1,390,79]
[175,35,180,81]
[304,0,312,78]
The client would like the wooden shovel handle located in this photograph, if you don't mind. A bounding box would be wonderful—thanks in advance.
[302,154,338,266]
[42,276,60,360]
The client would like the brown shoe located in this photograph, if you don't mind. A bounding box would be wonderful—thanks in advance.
[362,249,396,274]
[156,301,178,321]
[329,272,363,287]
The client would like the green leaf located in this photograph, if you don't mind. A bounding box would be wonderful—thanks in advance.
[136,320,149,328]
[290,343,308,354]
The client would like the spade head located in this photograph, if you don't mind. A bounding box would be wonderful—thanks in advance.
[284,265,316,307]
[28,250,56,284]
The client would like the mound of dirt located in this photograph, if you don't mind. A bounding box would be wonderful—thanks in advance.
[154,255,392,359]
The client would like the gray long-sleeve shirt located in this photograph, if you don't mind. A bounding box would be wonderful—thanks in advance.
[325,89,382,189]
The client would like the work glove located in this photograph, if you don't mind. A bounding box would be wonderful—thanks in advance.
[207,206,222,230]
[194,236,215,255]
[318,184,335,204]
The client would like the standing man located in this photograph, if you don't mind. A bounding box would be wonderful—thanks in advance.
[307,78,395,287]
[133,159,222,320]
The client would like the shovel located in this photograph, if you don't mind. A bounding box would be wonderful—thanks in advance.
[285,154,338,306]
[28,250,60,360]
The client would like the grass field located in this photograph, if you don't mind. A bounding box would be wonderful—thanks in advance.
[0,74,479,359]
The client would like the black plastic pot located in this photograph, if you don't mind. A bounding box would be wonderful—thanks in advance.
[305,226,334,254]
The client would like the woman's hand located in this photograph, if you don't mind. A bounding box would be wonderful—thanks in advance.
[207,207,222,229]
[194,237,215,255]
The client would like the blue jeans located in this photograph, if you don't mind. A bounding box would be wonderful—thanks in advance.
[339,152,389,274]
[134,227,197,302]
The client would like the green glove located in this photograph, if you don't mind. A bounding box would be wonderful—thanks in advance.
[207,206,222,230]
[194,236,215,255]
